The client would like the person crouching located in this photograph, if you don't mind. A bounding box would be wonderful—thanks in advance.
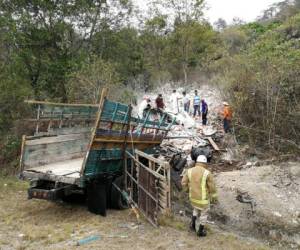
[181,155,218,237]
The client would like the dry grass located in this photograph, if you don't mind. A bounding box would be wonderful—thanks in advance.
[0,177,270,250]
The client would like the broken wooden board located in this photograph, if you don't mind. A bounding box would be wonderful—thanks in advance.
[206,137,220,151]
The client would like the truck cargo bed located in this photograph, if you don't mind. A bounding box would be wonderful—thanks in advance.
[24,157,83,179]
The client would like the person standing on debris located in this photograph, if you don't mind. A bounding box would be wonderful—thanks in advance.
[193,90,201,118]
[171,90,181,114]
[183,91,190,113]
[223,102,233,133]
[201,99,208,125]
[155,94,165,111]
[181,155,218,237]
[138,95,151,118]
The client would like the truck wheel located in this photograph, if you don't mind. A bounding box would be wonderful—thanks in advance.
[62,193,86,204]
[110,176,128,210]
[87,180,107,216]
[173,158,187,172]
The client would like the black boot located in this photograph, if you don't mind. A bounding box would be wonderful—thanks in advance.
[197,224,207,237]
[189,216,196,232]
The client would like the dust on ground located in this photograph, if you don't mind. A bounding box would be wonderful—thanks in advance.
[211,162,300,249]
[0,177,269,250]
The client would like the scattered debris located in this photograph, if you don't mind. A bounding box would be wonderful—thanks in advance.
[76,235,101,246]
[105,234,128,239]
[119,223,140,230]
[236,189,256,213]
[206,137,220,151]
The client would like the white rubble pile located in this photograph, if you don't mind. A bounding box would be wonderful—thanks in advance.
[134,83,223,125]
[134,83,225,155]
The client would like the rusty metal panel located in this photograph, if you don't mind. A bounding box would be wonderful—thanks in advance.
[125,150,171,226]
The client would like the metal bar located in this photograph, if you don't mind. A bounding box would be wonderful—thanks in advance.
[122,105,132,159]
[126,152,165,181]
[47,107,54,132]
[135,149,168,166]
[139,110,151,136]
[131,158,134,202]
[146,170,149,218]
[36,104,41,134]
[130,199,157,227]
[165,136,194,139]
[126,170,157,204]
[93,139,161,144]
[59,110,64,128]
[124,154,128,192]
[112,103,119,121]
[94,119,171,131]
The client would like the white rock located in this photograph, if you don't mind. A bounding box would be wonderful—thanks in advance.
[273,211,282,217]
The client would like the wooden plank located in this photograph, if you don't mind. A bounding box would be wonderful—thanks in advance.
[80,88,108,175]
[24,141,89,163]
[24,152,86,169]
[206,137,220,151]
[25,100,98,107]
[26,158,83,175]
[25,118,96,122]
[19,135,26,172]
[25,133,90,146]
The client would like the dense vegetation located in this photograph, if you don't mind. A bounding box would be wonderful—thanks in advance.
[210,1,300,154]
[0,0,299,172]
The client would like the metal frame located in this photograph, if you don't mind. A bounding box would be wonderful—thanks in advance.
[125,149,171,226]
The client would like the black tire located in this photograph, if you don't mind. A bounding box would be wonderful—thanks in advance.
[171,169,182,191]
[87,180,107,216]
[62,193,86,204]
[170,154,181,168]
[173,158,187,172]
[110,176,128,210]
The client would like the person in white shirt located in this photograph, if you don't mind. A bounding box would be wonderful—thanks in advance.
[138,95,151,118]
[182,91,190,113]
[171,90,181,114]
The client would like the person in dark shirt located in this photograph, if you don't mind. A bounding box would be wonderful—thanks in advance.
[155,94,165,110]
[201,99,208,125]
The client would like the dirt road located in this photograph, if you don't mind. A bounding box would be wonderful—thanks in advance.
[0,177,270,250]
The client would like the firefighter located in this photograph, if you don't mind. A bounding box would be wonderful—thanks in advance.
[181,155,218,237]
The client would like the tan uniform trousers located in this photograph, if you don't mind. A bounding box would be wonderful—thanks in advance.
[192,206,209,229]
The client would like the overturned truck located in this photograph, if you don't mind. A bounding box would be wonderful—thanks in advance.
[20,89,175,224]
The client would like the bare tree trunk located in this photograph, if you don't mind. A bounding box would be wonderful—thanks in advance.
[183,63,187,85]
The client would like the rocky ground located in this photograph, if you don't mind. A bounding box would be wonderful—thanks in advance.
[212,162,300,249]
[0,177,269,250]
[150,84,300,249]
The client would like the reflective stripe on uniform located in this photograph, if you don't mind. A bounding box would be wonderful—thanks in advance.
[190,198,209,205]
[201,170,210,200]
[187,168,210,205]
[211,193,218,198]
[187,168,192,198]
[187,168,192,181]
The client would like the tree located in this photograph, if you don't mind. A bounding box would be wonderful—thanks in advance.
[0,0,133,101]
[163,0,205,23]
[140,15,170,87]
[67,57,120,104]
[214,18,227,30]
[168,21,215,84]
